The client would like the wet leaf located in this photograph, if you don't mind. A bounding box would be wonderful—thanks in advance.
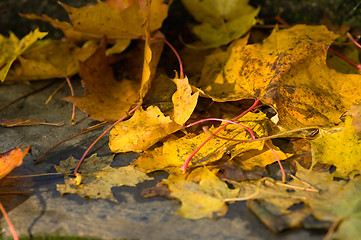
[109,106,181,153]
[181,0,259,48]
[0,146,30,180]
[0,29,47,82]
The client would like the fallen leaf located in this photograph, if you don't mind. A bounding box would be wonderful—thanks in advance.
[181,0,259,48]
[309,115,361,178]
[64,40,140,121]
[109,105,181,153]
[6,39,97,81]
[55,154,152,201]
[171,75,200,125]
[0,29,47,82]
[164,167,238,219]
[199,25,361,128]
[59,0,169,39]
[0,146,30,180]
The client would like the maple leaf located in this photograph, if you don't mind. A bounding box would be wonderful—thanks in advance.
[109,105,181,153]
[199,24,361,128]
[164,167,239,219]
[64,40,141,121]
[0,146,30,180]
[24,0,170,41]
[171,75,200,125]
[181,0,259,48]
[5,39,97,81]
[133,111,270,172]
[55,154,153,202]
[309,116,361,178]
[0,29,47,82]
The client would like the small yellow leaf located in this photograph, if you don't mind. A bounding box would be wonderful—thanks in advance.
[171,75,199,125]
[109,106,181,153]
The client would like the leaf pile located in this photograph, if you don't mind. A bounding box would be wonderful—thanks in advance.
[2,0,361,239]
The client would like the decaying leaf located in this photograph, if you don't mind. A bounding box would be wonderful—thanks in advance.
[109,106,181,153]
[0,29,47,82]
[181,0,259,48]
[56,154,152,201]
[309,116,361,178]
[199,25,361,128]
[0,146,30,180]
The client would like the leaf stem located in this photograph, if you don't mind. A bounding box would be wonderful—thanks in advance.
[65,76,77,125]
[180,99,260,173]
[346,32,361,49]
[150,37,184,78]
[0,201,18,240]
[185,118,255,139]
[328,48,361,70]
[34,122,108,163]
[73,100,143,176]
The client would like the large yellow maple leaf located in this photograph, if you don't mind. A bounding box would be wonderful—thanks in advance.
[199,25,361,128]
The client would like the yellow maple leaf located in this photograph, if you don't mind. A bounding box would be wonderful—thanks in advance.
[6,39,97,81]
[0,29,47,82]
[109,106,181,153]
[199,24,361,128]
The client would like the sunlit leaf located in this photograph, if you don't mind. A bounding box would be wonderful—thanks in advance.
[109,106,181,153]
[199,25,361,128]
[309,116,361,178]
[6,39,97,81]
[171,75,199,125]
[0,29,47,82]
[0,146,30,180]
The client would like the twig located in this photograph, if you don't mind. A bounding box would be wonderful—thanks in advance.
[34,121,109,163]
[45,80,66,104]
[65,76,76,125]
[0,81,54,111]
